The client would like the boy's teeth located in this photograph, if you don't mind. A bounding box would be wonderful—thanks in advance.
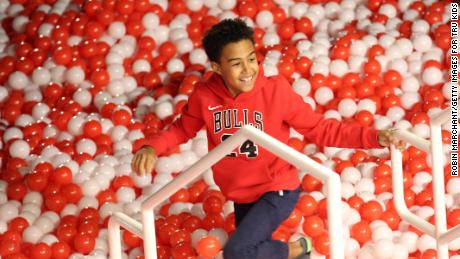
[241,76,252,82]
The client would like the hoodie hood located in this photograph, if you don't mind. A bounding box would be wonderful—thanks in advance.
[204,64,268,103]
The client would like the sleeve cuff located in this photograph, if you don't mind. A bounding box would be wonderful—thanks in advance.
[366,129,383,148]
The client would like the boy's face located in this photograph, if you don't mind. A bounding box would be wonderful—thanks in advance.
[211,39,259,97]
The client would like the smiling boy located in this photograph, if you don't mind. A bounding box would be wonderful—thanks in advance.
[132,18,404,259]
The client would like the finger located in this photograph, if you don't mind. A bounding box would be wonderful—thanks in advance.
[132,155,139,173]
[146,155,154,174]
[135,155,143,174]
[398,140,406,150]
[138,155,146,176]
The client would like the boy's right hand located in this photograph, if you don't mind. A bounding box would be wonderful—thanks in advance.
[131,146,157,176]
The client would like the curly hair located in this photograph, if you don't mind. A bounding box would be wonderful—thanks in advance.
[202,18,255,63]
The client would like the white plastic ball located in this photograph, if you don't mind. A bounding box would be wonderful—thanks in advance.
[401,76,420,92]
[292,78,311,97]
[262,32,280,46]
[66,66,85,85]
[398,231,418,253]
[32,103,50,120]
[416,234,436,252]
[23,192,43,206]
[345,238,360,257]
[67,115,85,136]
[9,140,30,159]
[355,178,375,195]
[61,204,79,217]
[40,234,59,245]
[22,225,44,243]
[329,60,348,77]
[289,3,308,19]
[255,10,273,28]
[422,67,443,85]
[412,34,432,53]
[189,48,208,65]
[132,59,151,74]
[379,3,397,18]
[142,13,160,30]
[446,178,460,195]
[338,98,357,118]
[81,180,101,196]
[390,243,409,259]
[386,107,405,122]
[176,38,194,55]
[169,28,188,42]
[106,53,124,66]
[8,71,29,90]
[116,187,136,204]
[186,0,203,11]
[153,100,174,120]
[73,89,92,107]
[107,80,125,96]
[31,67,51,86]
[411,123,430,139]
[373,239,395,259]
[372,226,393,242]
[208,228,228,247]
[314,87,334,105]
[341,167,361,184]
[3,127,24,142]
[400,92,421,109]
[166,58,185,74]
[108,22,126,39]
[78,196,99,210]
[0,202,19,221]
[310,61,329,75]
[34,216,54,233]
[191,229,208,247]
[412,19,430,34]
[341,182,356,199]
[151,26,170,45]
[122,76,137,93]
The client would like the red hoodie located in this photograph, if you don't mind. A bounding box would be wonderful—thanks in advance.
[145,67,382,203]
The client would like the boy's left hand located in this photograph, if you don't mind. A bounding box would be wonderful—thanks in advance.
[378,129,406,150]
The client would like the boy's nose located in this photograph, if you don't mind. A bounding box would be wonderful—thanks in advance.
[241,62,249,73]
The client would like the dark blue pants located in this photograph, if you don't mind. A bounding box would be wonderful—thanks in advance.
[223,187,301,259]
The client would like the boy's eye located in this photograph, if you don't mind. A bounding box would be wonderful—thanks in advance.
[232,63,240,67]
[249,58,256,62]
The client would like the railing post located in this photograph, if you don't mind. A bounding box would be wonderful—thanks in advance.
[108,218,123,259]
[430,123,449,259]
[142,209,157,259]
[327,174,344,259]
[390,146,436,236]
[389,107,456,259]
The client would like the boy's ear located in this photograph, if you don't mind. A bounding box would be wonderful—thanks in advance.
[210,62,222,75]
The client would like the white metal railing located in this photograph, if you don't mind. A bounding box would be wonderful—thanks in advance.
[108,125,345,259]
[391,107,460,259]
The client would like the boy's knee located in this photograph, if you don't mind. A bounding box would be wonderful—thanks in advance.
[223,240,239,259]
[223,241,247,259]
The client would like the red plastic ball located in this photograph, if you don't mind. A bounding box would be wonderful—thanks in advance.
[351,220,372,244]
[302,215,325,237]
[360,201,383,221]
[196,236,221,258]
[313,232,330,255]
[73,234,95,254]
[30,243,52,259]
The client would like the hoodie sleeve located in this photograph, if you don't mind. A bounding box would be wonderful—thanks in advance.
[279,76,382,149]
[144,89,205,155]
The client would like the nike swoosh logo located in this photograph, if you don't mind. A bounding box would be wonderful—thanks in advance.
[208,105,223,110]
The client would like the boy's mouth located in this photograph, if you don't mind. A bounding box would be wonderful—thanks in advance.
[239,75,254,83]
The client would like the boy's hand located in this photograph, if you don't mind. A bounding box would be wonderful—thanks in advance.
[131,146,157,176]
[378,129,406,150]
